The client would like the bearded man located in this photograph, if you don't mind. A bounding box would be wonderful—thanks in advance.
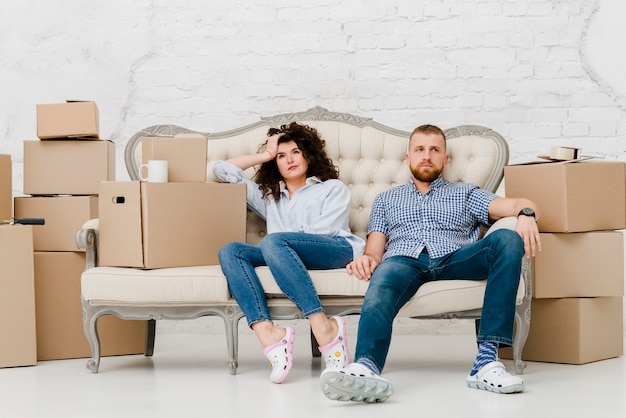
[320,124,541,403]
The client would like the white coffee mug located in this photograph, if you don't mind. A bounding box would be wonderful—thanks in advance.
[139,160,168,182]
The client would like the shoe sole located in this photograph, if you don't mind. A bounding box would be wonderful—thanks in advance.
[466,380,525,394]
[320,370,393,403]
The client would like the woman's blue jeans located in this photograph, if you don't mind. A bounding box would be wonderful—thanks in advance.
[218,232,354,327]
[355,229,524,373]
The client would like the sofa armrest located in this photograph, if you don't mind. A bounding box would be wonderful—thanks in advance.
[76,218,99,270]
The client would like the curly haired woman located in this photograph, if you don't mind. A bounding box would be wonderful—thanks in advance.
[214,122,364,384]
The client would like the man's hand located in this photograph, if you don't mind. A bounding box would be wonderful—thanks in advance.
[346,254,381,281]
[516,215,542,258]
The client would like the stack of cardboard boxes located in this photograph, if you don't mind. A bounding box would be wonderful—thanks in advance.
[502,160,625,364]
[14,101,146,361]
[1,155,38,368]
[2,101,249,368]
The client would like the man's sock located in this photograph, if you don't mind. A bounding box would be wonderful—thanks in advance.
[469,342,498,376]
[356,358,381,375]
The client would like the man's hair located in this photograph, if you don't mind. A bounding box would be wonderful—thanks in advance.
[255,122,339,200]
[409,124,446,142]
[407,125,446,149]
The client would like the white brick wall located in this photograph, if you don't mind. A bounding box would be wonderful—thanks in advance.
[1,0,625,333]
[3,0,624,184]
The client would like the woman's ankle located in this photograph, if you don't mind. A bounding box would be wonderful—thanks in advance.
[310,314,337,347]
[252,321,285,349]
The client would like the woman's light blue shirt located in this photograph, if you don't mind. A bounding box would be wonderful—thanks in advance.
[213,160,365,258]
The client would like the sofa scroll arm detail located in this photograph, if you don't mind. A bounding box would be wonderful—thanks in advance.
[76,226,98,270]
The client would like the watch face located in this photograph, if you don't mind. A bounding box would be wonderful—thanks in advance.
[520,208,535,217]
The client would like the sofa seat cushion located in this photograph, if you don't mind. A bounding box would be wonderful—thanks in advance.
[81,265,232,305]
[260,266,523,316]
[82,264,523,318]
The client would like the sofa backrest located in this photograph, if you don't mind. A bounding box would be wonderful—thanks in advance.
[125,107,509,245]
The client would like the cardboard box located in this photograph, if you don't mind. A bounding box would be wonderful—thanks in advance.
[34,252,146,361]
[533,231,624,298]
[0,154,10,221]
[14,195,98,251]
[500,297,623,364]
[23,140,115,195]
[141,135,208,183]
[0,225,37,368]
[36,101,99,139]
[99,181,246,268]
[504,161,626,232]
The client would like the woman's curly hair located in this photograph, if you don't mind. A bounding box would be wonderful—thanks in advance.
[255,122,339,201]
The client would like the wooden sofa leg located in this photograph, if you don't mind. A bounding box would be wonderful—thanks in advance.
[145,319,156,357]
[511,256,532,375]
[82,300,101,373]
[512,300,530,375]
[224,306,244,375]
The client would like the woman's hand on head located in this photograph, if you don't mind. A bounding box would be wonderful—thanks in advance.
[265,133,281,159]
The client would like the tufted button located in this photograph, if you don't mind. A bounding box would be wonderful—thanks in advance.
[368,182,374,188]
[259,231,266,237]
[469,156,475,161]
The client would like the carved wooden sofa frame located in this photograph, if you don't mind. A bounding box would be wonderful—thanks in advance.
[77,107,531,375]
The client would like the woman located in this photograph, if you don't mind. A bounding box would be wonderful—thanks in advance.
[214,122,365,384]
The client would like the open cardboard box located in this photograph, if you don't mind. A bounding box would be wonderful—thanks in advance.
[36,101,99,139]
[504,160,625,232]
[23,140,115,195]
[141,135,208,183]
[533,231,624,298]
[14,195,98,252]
[98,181,246,269]
[34,252,146,361]
[500,297,623,364]
[0,225,37,368]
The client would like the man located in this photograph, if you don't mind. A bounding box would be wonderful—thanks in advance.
[320,124,541,403]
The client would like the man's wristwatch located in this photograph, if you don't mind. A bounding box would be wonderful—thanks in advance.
[517,207,536,218]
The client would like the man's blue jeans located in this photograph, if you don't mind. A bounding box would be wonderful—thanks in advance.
[218,232,354,327]
[355,229,524,373]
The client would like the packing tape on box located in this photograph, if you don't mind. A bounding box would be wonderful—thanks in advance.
[550,146,580,161]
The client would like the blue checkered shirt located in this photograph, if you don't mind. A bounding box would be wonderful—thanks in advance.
[368,178,498,260]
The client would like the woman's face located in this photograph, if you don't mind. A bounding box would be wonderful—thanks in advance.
[275,140,308,182]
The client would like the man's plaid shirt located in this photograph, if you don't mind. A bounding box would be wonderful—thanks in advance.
[368,177,498,261]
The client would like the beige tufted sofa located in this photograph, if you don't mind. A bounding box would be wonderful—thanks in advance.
[77,107,531,375]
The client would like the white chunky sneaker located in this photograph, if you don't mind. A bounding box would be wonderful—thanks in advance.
[320,362,393,403]
[466,361,525,394]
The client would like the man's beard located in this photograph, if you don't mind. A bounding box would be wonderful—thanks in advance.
[410,163,443,183]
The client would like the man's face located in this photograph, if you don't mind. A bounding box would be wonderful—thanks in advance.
[406,132,448,183]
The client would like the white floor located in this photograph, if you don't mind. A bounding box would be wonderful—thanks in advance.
[1,319,625,418]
